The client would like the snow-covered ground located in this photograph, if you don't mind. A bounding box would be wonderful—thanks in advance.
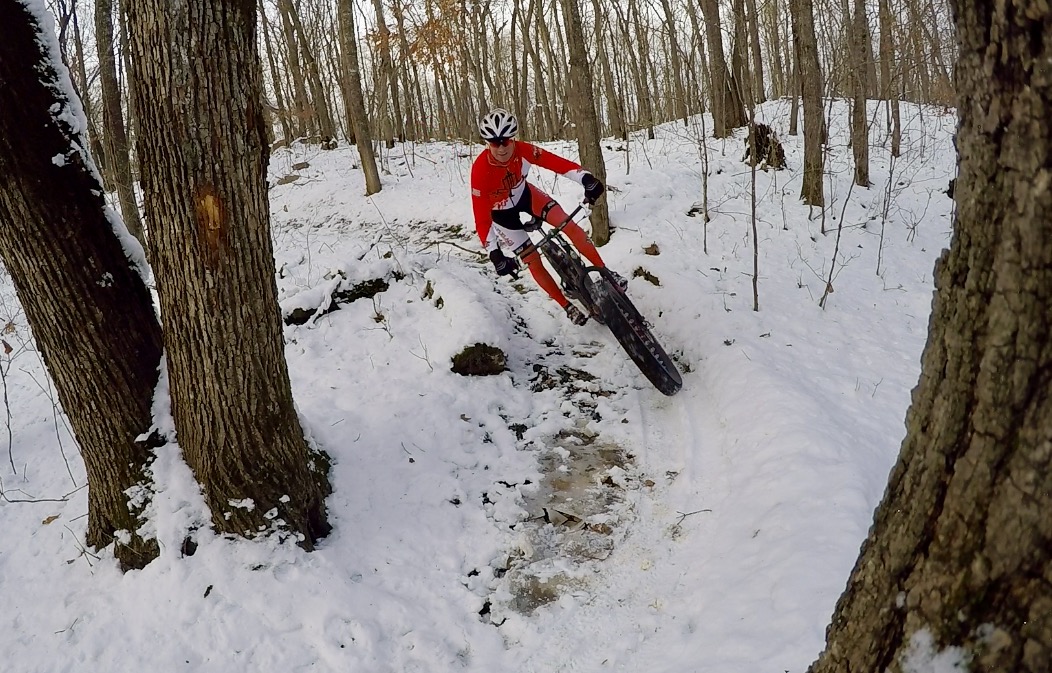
[0,99,957,672]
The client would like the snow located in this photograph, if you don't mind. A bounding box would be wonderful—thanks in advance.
[0,98,958,672]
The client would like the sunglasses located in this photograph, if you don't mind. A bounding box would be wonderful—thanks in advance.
[488,137,514,147]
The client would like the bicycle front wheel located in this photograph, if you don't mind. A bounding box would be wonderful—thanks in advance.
[592,278,682,396]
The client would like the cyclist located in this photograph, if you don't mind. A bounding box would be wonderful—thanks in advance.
[470,108,625,326]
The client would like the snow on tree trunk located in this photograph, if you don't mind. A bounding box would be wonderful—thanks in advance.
[0,1,164,570]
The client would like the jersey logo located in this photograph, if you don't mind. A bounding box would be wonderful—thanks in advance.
[471,188,481,196]
[501,169,516,191]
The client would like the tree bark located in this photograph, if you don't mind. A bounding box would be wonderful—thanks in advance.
[561,0,610,244]
[0,2,164,570]
[808,1,1052,670]
[125,0,332,547]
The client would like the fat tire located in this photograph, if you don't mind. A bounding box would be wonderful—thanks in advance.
[592,280,682,396]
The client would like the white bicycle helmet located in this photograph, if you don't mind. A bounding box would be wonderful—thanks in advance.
[479,108,519,142]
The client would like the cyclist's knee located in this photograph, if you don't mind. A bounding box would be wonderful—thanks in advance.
[522,250,543,266]
[542,201,569,224]
[563,221,587,241]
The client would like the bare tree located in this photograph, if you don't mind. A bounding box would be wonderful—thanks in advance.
[95,0,144,244]
[0,1,164,570]
[790,0,826,206]
[561,0,610,244]
[807,0,1052,670]
[849,0,870,186]
[744,0,766,102]
[260,0,295,144]
[125,0,332,547]
[67,2,108,180]
[591,0,625,138]
[276,0,312,139]
[278,0,336,142]
[337,0,382,195]
[877,0,901,157]
[656,0,689,124]
[371,0,405,142]
[699,0,745,137]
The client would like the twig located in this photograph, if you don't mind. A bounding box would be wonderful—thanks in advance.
[819,166,860,309]
[417,240,486,259]
[0,475,71,503]
[409,337,434,372]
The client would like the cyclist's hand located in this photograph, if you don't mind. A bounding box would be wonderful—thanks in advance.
[489,249,517,277]
[582,173,605,204]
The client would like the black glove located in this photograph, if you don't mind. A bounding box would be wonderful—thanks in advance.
[489,249,517,276]
[582,173,605,204]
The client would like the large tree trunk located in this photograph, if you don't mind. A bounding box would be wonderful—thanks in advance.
[789,0,825,206]
[95,0,145,245]
[561,0,610,245]
[125,0,331,547]
[0,2,164,570]
[807,2,1052,671]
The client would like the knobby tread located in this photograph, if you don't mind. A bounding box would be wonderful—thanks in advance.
[591,279,682,396]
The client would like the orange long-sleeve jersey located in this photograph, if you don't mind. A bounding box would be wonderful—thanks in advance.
[470,140,588,250]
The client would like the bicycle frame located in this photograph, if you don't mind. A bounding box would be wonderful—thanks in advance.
[515,204,608,318]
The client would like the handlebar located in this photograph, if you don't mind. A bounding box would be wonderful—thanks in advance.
[521,203,588,256]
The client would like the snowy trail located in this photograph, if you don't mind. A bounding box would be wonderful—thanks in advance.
[0,105,953,673]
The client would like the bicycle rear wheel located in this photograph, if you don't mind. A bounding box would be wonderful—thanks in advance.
[591,277,682,396]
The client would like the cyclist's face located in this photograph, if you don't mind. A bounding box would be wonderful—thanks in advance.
[488,137,515,162]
